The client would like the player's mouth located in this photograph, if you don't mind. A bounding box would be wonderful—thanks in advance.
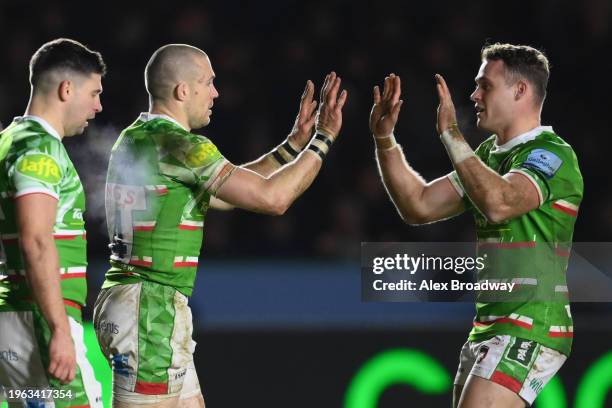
[475,106,485,116]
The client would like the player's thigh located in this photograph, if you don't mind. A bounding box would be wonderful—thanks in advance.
[113,395,180,408]
[459,335,566,407]
[179,394,205,408]
[453,339,474,408]
[0,310,48,389]
[95,282,197,402]
[0,310,102,408]
[458,375,525,408]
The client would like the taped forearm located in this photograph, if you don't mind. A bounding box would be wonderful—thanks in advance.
[244,138,303,177]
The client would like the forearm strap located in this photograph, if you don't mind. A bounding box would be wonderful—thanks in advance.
[271,138,302,165]
[440,124,475,164]
[374,134,397,151]
[307,132,334,161]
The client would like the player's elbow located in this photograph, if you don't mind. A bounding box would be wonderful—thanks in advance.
[397,205,431,226]
[19,233,52,261]
[482,206,511,224]
[261,190,290,216]
[401,213,430,226]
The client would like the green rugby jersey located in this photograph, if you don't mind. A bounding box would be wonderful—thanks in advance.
[0,116,87,318]
[103,113,234,296]
[449,126,583,355]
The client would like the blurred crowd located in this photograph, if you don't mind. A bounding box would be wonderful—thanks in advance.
[0,0,610,262]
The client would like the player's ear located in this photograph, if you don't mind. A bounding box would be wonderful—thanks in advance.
[175,82,189,102]
[514,80,527,101]
[58,79,72,102]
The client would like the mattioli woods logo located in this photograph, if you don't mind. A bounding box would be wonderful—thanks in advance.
[17,153,62,184]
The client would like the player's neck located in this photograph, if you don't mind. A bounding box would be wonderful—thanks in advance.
[24,96,66,139]
[149,102,191,132]
[495,116,541,145]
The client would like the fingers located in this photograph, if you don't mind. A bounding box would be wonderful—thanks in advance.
[49,356,71,383]
[435,74,451,104]
[326,75,341,106]
[301,80,314,101]
[382,75,392,100]
[337,89,348,110]
[391,75,401,104]
[391,99,404,121]
[373,85,381,104]
[320,72,335,103]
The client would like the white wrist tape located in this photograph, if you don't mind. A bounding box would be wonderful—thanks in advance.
[374,133,397,151]
[440,128,475,164]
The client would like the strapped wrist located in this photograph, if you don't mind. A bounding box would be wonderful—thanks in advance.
[307,132,334,160]
[440,124,475,164]
[374,133,397,150]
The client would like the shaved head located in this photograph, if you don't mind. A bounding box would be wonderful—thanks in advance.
[145,44,208,100]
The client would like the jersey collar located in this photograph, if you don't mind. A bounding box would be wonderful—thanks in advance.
[492,126,553,153]
[138,112,189,132]
[13,115,62,141]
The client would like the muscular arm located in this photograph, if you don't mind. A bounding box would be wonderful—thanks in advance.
[450,149,539,223]
[215,149,322,215]
[210,80,317,210]
[369,74,463,224]
[16,193,76,383]
[376,145,464,224]
[434,74,539,224]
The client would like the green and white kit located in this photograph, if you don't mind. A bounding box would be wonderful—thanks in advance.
[449,126,583,402]
[94,113,234,400]
[0,116,102,407]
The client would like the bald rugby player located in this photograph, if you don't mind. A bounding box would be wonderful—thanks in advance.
[93,44,347,408]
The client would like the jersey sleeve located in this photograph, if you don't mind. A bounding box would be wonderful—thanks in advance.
[506,143,578,206]
[9,139,65,200]
[158,132,236,195]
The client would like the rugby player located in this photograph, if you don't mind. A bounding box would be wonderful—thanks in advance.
[370,43,582,407]
[94,44,347,408]
[0,38,105,407]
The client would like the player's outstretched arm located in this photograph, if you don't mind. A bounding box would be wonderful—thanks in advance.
[371,74,464,224]
[16,194,76,384]
[210,80,317,211]
[215,72,347,215]
[435,74,539,223]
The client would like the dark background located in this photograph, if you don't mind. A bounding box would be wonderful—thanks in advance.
[1,1,611,406]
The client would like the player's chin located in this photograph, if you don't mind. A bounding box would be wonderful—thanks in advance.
[65,127,86,137]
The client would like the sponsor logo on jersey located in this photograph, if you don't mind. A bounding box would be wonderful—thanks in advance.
[0,348,18,361]
[16,153,62,184]
[174,369,187,380]
[506,337,537,368]
[95,320,120,335]
[530,377,544,394]
[185,142,221,168]
[72,208,83,221]
[522,149,563,179]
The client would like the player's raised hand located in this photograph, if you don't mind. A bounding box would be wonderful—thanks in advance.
[370,74,403,139]
[435,74,458,134]
[288,80,318,149]
[315,72,348,140]
[48,328,76,384]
